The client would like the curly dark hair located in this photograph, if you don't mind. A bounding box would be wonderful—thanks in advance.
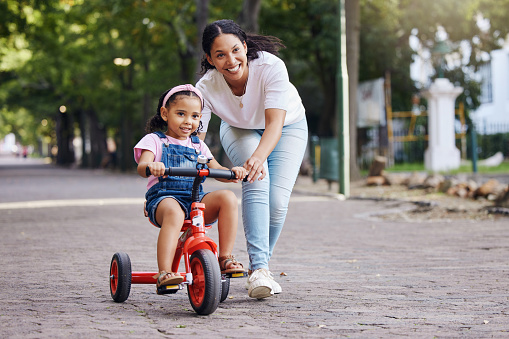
[145,89,203,135]
[200,19,285,75]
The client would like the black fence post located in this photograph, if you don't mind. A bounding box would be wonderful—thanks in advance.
[471,125,478,173]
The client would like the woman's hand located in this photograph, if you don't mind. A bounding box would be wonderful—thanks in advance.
[243,108,286,183]
[244,156,266,183]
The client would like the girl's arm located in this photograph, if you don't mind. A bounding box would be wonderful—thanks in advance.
[244,108,286,183]
[208,158,247,183]
[137,150,165,178]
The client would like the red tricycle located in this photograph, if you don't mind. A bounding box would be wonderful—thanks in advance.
[109,155,247,315]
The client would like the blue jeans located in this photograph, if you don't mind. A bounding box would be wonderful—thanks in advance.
[220,118,308,271]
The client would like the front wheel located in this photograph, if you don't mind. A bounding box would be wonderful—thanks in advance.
[110,252,131,302]
[187,249,221,315]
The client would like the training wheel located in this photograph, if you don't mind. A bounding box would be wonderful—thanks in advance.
[220,276,230,302]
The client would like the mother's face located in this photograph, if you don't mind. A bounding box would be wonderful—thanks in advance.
[206,33,248,84]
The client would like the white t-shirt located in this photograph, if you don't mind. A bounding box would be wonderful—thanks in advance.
[134,133,213,190]
[196,51,305,132]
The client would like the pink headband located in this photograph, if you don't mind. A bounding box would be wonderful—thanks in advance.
[162,84,204,109]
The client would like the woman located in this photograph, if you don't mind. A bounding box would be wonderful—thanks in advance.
[196,19,308,299]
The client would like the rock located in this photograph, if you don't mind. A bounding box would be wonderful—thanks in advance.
[474,179,502,198]
[384,172,410,186]
[424,174,445,189]
[439,178,458,193]
[368,156,387,177]
[407,171,427,189]
[495,186,509,208]
[366,176,387,186]
[466,180,479,198]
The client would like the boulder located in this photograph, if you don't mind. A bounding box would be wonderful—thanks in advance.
[474,179,502,199]
[368,156,387,177]
[495,186,509,208]
[439,178,458,193]
[366,175,387,186]
[384,172,410,186]
[407,171,427,189]
[423,174,445,189]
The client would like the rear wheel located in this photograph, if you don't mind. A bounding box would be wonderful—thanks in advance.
[110,252,131,302]
[187,249,221,315]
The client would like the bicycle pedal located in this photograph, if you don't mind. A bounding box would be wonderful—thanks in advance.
[224,271,248,278]
[157,284,182,295]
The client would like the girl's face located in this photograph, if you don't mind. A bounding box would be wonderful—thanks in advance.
[206,33,248,84]
[161,96,202,140]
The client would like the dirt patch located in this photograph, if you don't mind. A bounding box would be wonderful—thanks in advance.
[350,182,507,222]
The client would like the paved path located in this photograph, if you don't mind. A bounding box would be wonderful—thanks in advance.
[1,156,508,338]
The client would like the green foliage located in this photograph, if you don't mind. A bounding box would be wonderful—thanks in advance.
[0,0,507,167]
[260,0,338,135]
[359,0,416,111]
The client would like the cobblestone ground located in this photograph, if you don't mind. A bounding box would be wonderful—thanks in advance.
[1,157,508,338]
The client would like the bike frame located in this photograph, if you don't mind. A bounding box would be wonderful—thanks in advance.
[130,160,234,286]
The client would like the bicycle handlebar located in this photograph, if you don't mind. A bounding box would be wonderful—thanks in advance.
[146,166,236,180]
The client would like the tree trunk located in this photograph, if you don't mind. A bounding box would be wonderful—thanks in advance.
[345,0,361,180]
[87,109,108,168]
[56,109,75,166]
[194,0,210,82]
[238,0,262,33]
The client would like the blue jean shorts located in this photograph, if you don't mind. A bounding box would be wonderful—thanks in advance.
[145,189,209,228]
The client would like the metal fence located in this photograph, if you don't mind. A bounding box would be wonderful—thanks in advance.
[473,123,509,160]
[311,121,509,179]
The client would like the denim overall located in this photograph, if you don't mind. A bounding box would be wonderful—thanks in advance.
[145,131,207,227]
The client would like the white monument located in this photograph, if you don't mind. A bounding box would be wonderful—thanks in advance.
[422,78,463,172]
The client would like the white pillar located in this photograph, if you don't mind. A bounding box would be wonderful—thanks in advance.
[422,78,463,172]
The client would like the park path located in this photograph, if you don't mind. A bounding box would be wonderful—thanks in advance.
[1,156,508,338]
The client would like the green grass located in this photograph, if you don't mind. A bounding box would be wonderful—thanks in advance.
[384,160,509,175]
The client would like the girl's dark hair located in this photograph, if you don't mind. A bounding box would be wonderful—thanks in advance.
[145,90,203,135]
[200,19,286,74]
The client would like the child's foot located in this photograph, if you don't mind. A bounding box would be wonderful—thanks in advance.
[218,255,245,274]
[155,271,183,287]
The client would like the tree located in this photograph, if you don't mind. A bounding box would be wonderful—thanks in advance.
[345,0,361,179]
[238,0,262,33]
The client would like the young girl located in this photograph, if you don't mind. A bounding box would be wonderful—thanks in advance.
[134,84,247,289]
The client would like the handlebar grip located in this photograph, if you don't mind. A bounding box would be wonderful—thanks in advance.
[207,168,236,180]
[146,166,235,180]
[146,166,199,177]
[165,168,200,177]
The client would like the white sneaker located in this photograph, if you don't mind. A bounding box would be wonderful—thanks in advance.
[246,269,273,299]
[245,270,282,294]
[267,271,282,294]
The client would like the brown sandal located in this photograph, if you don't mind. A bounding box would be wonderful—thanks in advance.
[218,255,245,274]
[154,271,183,286]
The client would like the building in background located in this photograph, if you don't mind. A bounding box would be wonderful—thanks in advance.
[472,46,509,132]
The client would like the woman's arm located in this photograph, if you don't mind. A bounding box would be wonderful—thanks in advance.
[244,108,286,183]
